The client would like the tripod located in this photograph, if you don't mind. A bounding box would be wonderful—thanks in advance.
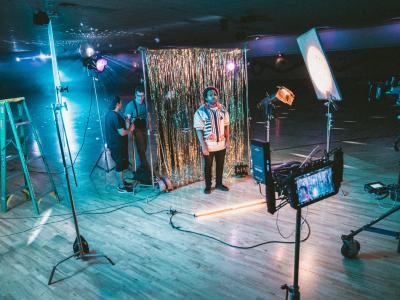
[48,103,114,285]
[90,73,114,176]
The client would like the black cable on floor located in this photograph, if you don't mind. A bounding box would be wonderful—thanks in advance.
[0,216,73,238]
[168,210,311,250]
[0,193,161,220]
[0,194,163,238]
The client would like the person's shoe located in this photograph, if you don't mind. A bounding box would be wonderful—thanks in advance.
[204,186,212,194]
[124,180,133,187]
[215,184,229,191]
[117,185,133,193]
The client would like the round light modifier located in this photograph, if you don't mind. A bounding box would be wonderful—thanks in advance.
[306,46,333,96]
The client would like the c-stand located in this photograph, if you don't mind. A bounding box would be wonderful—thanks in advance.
[48,102,114,285]
[46,21,114,285]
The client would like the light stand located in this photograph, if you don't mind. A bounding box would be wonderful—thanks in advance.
[90,71,113,176]
[243,43,251,170]
[263,102,274,143]
[48,21,78,186]
[324,96,338,153]
[281,207,302,300]
[131,133,137,172]
[138,47,155,187]
[258,87,295,143]
[48,102,114,285]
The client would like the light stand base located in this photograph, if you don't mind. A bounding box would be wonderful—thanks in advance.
[90,149,114,176]
[48,249,115,285]
[281,284,300,300]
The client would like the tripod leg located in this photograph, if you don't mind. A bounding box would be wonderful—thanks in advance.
[48,252,79,285]
[90,150,104,177]
[100,254,115,265]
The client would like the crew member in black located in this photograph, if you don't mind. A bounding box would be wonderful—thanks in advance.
[105,96,135,193]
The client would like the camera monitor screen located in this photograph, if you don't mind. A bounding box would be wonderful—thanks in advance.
[294,165,336,208]
[297,28,342,101]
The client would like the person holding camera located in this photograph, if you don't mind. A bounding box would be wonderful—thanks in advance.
[125,86,150,172]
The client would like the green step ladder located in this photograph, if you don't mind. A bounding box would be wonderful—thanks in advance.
[0,97,60,214]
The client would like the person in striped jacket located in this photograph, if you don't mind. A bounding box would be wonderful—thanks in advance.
[194,86,230,194]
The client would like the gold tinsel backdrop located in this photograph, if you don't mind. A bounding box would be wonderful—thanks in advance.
[145,48,248,186]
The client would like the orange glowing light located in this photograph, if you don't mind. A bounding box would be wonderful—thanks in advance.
[195,199,266,217]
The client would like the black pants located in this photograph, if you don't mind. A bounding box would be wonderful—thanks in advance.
[134,129,150,171]
[204,149,226,188]
[109,146,129,172]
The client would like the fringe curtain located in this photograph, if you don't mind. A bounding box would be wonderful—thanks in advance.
[146,48,247,187]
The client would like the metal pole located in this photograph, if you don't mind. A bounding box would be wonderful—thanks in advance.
[139,48,155,188]
[92,75,110,171]
[48,21,77,186]
[291,207,302,300]
[243,44,251,167]
[52,104,84,255]
[326,100,331,153]
[0,103,6,212]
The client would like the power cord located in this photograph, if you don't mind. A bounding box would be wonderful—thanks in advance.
[276,204,309,239]
[168,209,311,250]
[0,193,162,238]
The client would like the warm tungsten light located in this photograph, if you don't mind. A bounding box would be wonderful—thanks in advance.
[195,199,266,217]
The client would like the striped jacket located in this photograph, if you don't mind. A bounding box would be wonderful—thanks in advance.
[194,103,230,152]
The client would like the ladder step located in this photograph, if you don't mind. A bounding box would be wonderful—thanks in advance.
[5,155,42,163]
[15,121,31,127]
[7,185,29,196]
[6,154,19,161]
[26,155,42,164]
[6,170,24,181]
[37,190,59,202]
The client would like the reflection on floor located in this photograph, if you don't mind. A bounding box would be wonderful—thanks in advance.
[1,101,399,300]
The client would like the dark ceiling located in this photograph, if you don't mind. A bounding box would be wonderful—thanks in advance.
[1,0,400,57]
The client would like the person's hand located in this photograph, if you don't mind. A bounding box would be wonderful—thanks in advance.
[129,123,135,132]
[201,144,209,156]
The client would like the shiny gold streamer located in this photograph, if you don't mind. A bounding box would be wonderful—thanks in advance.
[146,48,247,187]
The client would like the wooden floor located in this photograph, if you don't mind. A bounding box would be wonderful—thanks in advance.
[1,105,400,299]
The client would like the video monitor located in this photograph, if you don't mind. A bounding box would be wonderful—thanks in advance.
[291,164,337,208]
[297,28,342,101]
